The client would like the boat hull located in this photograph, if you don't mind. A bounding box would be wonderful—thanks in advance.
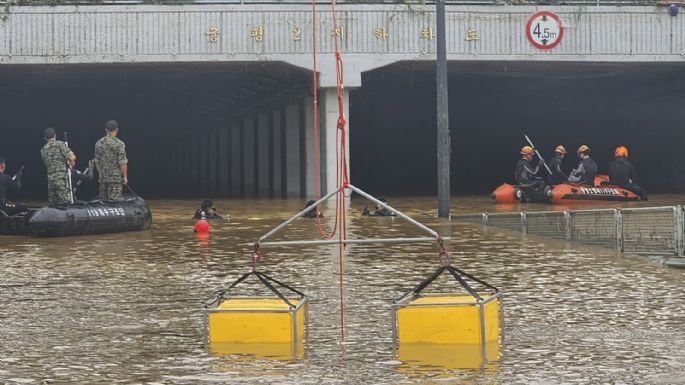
[0,197,153,237]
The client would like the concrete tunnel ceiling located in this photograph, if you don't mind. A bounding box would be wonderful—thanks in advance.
[0,62,311,199]
[350,61,685,195]
[2,60,685,200]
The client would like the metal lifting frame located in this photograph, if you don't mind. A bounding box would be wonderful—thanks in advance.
[255,184,450,247]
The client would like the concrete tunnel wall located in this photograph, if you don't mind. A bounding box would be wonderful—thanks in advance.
[2,60,685,203]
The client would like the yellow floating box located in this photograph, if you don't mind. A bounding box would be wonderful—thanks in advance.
[393,293,501,345]
[205,297,307,344]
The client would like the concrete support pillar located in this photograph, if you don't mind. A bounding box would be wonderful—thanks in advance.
[272,109,283,198]
[321,88,351,195]
[230,123,242,197]
[257,113,270,198]
[285,103,301,198]
[243,116,256,197]
[219,127,230,195]
[303,95,315,198]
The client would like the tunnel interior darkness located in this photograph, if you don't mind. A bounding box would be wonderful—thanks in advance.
[351,61,685,195]
[0,62,311,200]
[2,60,685,202]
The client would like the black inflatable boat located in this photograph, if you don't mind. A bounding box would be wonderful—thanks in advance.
[0,196,152,237]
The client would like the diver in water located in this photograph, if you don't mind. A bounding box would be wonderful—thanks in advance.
[568,145,597,186]
[608,146,648,201]
[0,155,28,216]
[362,197,397,217]
[547,145,569,185]
[193,199,223,219]
[302,200,323,218]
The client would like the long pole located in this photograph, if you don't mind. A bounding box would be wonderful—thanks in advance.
[436,0,450,218]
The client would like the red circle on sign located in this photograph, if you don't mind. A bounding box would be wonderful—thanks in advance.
[526,11,564,50]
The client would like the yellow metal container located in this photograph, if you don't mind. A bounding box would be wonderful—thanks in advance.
[393,293,501,345]
[206,297,307,344]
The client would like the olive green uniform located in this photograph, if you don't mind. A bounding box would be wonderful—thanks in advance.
[40,140,73,206]
[94,134,127,201]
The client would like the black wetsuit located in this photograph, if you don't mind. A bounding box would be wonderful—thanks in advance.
[547,155,569,185]
[609,156,648,200]
[569,157,597,186]
[192,210,223,220]
[0,173,27,216]
[362,206,396,216]
[302,209,323,218]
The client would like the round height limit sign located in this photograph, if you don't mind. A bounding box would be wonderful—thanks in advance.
[526,11,563,50]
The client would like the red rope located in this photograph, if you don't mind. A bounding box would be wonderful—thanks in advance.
[311,0,348,342]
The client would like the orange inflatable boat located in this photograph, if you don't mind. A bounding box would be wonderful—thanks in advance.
[491,175,641,204]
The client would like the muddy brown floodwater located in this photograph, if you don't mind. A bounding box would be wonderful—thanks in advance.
[2,196,684,384]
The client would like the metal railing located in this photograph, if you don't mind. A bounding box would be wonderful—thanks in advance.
[0,0,665,6]
[454,206,685,257]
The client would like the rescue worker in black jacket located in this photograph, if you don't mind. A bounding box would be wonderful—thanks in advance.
[515,146,548,202]
[609,146,648,200]
[568,145,597,186]
[0,155,28,216]
[515,146,545,186]
[547,145,569,185]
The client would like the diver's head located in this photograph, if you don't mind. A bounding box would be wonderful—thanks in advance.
[201,199,215,215]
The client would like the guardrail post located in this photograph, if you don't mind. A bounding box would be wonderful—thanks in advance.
[521,212,527,235]
[614,208,623,252]
[564,210,571,242]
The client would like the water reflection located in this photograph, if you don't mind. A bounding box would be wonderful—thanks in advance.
[1,196,684,384]
[397,343,500,370]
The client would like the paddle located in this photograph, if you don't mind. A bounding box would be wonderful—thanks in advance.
[524,134,552,175]
[64,132,75,204]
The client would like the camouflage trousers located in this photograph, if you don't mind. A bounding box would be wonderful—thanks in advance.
[47,176,72,206]
[100,183,123,201]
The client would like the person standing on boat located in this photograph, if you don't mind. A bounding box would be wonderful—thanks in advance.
[609,146,648,201]
[568,145,597,186]
[0,155,27,216]
[94,120,128,201]
[546,145,569,185]
[41,127,77,206]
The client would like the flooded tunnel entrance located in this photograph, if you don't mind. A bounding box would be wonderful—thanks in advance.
[0,62,312,200]
[350,61,685,196]
[3,60,684,202]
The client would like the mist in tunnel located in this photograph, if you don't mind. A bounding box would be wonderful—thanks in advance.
[350,61,685,196]
[0,62,310,201]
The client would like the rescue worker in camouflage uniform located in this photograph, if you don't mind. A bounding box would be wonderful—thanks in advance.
[40,127,77,206]
[94,120,128,201]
